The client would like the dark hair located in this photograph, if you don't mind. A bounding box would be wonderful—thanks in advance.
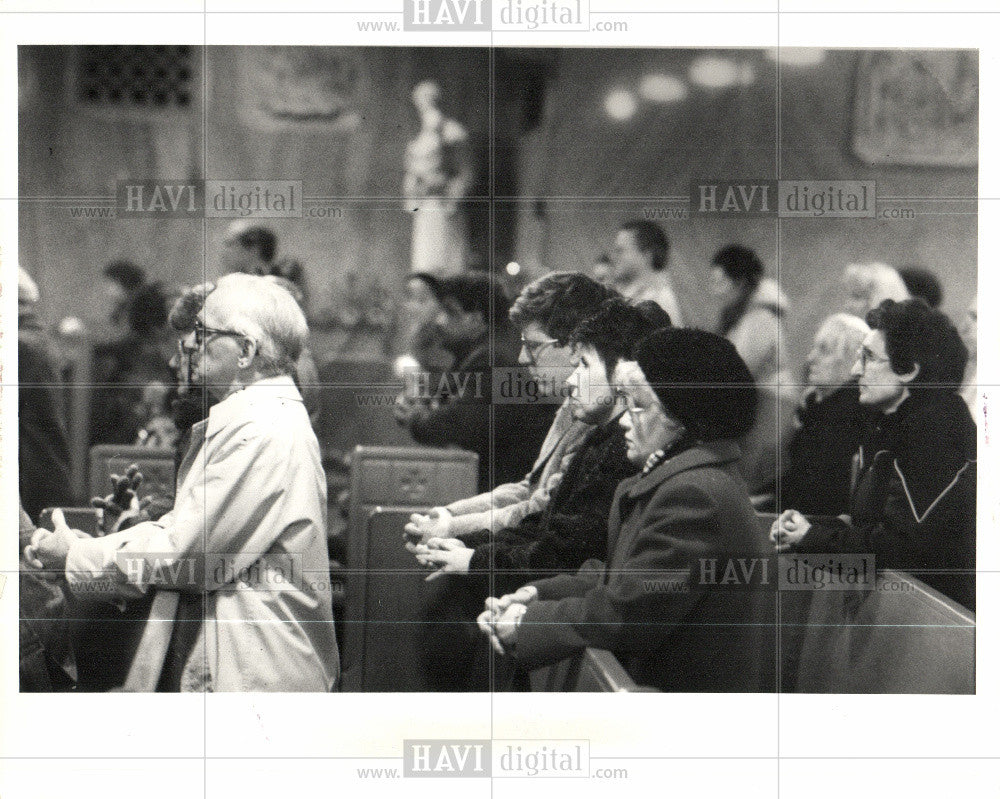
[635,327,757,442]
[712,244,764,289]
[866,299,967,389]
[231,226,277,263]
[570,298,672,373]
[619,220,669,271]
[509,271,619,344]
[436,272,511,329]
[126,281,170,338]
[104,260,146,292]
[713,244,765,336]
[897,266,943,309]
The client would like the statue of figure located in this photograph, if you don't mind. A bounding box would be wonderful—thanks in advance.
[403,81,472,275]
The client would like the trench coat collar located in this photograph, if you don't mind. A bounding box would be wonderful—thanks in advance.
[204,376,303,440]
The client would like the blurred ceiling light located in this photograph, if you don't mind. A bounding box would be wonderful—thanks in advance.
[689,56,741,89]
[639,73,687,103]
[604,89,638,121]
[766,48,826,66]
[505,261,521,276]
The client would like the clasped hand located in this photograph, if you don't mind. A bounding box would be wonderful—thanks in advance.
[770,509,810,552]
[23,508,91,575]
[407,536,473,581]
[476,585,538,655]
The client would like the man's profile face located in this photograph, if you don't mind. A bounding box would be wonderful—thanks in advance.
[566,344,618,424]
[611,229,649,284]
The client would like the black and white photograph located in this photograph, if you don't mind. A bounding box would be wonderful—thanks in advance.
[2,3,997,798]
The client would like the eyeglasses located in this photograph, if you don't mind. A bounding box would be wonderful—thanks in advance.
[618,390,657,420]
[520,335,560,363]
[178,320,245,355]
[856,346,890,371]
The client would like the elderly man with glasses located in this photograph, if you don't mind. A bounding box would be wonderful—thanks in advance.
[25,274,339,691]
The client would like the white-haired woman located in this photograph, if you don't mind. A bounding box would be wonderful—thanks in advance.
[26,274,339,692]
[843,262,909,319]
[778,313,874,516]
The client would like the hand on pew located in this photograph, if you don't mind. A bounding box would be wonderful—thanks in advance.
[477,602,529,655]
[478,585,539,653]
[413,537,474,581]
[403,507,453,545]
[770,509,810,552]
[484,584,539,615]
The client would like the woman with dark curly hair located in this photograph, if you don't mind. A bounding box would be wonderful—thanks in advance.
[772,299,976,610]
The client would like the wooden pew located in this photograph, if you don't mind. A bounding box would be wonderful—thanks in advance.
[785,566,975,694]
[760,514,975,693]
[530,648,654,692]
[341,445,478,691]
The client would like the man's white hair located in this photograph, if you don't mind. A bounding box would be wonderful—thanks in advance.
[843,262,910,312]
[206,273,308,378]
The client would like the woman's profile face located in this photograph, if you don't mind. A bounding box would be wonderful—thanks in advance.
[614,361,686,465]
[405,278,440,323]
[806,328,852,392]
[709,266,740,303]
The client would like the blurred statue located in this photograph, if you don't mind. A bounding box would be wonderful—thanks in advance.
[403,80,472,276]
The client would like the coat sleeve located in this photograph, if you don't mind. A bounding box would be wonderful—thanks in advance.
[66,424,297,597]
[796,454,975,573]
[514,482,718,670]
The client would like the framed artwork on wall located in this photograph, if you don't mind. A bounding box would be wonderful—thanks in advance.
[852,50,977,168]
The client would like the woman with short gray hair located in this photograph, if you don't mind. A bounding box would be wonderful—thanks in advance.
[776,313,874,516]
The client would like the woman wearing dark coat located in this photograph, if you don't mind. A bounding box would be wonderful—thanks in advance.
[777,313,874,516]
[479,328,767,692]
[773,300,976,610]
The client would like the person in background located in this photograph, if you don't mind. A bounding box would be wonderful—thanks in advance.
[710,244,789,387]
[479,328,764,692]
[772,299,976,610]
[610,219,684,325]
[709,245,794,494]
[398,271,455,378]
[102,259,147,337]
[394,272,555,491]
[90,280,176,446]
[774,313,874,516]
[843,262,910,319]
[959,295,977,421]
[220,221,276,276]
[897,266,943,309]
[17,266,73,523]
[269,257,309,312]
[404,272,619,543]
